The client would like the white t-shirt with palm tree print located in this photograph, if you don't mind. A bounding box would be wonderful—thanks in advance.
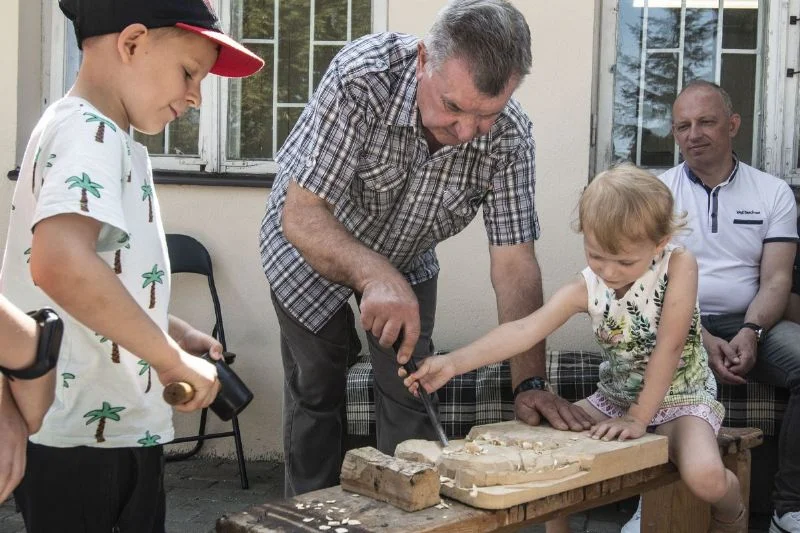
[0,96,173,448]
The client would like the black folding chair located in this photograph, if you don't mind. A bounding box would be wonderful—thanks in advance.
[164,233,249,489]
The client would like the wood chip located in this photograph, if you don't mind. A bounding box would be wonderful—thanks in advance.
[335,529,348,533]
[347,520,361,525]
[326,500,336,503]
[303,518,314,523]
[318,527,330,531]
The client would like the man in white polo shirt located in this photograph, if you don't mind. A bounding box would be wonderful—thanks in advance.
[659,80,800,533]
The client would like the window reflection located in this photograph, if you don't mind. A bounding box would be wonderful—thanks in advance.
[612,0,760,167]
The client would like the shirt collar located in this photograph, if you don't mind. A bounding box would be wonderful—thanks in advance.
[682,155,740,190]
[384,55,419,128]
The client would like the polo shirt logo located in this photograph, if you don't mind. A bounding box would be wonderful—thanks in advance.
[736,209,761,215]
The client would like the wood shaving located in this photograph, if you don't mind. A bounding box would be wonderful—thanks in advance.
[469,484,478,497]
[326,500,337,503]
[295,504,306,509]
[347,520,361,525]
[328,521,341,526]
[335,529,348,533]
[303,518,314,523]
[318,527,330,531]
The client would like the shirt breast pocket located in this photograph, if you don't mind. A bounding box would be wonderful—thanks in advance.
[350,156,407,217]
[431,186,484,241]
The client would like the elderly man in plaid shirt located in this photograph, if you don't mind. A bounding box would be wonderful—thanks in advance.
[259,0,594,497]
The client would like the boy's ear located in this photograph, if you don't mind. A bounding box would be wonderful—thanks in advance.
[117,23,149,64]
[656,235,671,253]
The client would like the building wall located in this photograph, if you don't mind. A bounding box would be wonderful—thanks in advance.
[1,0,598,459]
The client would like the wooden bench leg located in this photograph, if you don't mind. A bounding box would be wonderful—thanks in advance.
[641,449,752,533]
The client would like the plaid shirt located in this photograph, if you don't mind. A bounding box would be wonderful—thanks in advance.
[260,33,539,332]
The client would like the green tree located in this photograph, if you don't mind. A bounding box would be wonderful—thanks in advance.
[62,372,75,388]
[141,264,165,309]
[138,360,152,393]
[83,112,118,143]
[114,234,132,274]
[137,430,161,447]
[65,173,104,213]
[83,401,125,443]
[141,185,153,222]
[97,334,121,364]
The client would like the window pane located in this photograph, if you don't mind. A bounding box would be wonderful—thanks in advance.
[352,0,372,37]
[641,53,678,167]
[228,43,275,160]
[722,6,758,49]
[313,45,342,87]
[647,7,680,49]
[169,108,201,156]
[683,8,717,82]
[279,0,311,104]
[277,107,306,151]
[243,0,275,39]
[315,0,348,41]
[134,130,165,155]
[611,0,643,162]
[721,53,756,164]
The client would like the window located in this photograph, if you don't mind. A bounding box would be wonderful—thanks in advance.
[45,0,387,178]
[597,0,762,171]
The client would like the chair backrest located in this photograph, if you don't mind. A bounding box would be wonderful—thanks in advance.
[166,233,227,350]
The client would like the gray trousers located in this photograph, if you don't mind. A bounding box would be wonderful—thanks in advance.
[271,277,439,497]
[702,314,800,515]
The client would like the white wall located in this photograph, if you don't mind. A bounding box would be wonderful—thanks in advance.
[3,0,600,459]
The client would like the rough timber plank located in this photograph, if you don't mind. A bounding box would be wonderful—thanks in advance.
[340,447,440,512]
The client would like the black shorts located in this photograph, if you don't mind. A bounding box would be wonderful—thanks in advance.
[14,442,166,533]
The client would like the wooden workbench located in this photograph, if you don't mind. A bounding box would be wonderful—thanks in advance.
[216,427,762,533]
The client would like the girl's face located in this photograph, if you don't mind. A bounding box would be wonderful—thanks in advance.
[584,232,668,294]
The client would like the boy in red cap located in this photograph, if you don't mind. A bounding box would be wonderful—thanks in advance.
[0,1,263,531]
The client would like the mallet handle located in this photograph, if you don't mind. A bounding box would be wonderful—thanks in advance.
[163,382,195,405]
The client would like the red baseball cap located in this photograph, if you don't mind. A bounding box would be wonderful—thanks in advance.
[59,0,265,78]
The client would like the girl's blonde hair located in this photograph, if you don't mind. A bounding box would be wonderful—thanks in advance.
[577,163,684,254]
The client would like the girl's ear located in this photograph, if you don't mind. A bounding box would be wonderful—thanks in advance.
[117,23,149,64]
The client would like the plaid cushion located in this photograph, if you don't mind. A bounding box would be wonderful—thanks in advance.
[345,350,787,438]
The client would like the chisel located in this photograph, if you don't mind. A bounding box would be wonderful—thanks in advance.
[403,358,449,447]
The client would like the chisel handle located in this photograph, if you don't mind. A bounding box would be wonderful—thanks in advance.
[163,382,195,405]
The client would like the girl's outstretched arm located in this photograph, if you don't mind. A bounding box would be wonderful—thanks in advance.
[593,249,699,441]
[405,277,588,394]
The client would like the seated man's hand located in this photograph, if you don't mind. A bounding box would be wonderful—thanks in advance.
[589,414,646,442]
[703,330,746,385]
[727,329,758,377]
[514,390,593,431]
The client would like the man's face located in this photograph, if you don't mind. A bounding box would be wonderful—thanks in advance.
[671,86,741,170]
[415,43,517,147]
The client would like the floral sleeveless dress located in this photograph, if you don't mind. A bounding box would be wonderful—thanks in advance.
[582,245,725,433]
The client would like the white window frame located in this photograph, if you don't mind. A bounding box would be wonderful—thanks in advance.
[42,0,388,176]
[595,0,798,181]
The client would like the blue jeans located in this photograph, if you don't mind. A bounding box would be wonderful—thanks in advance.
[701,313,800,515]
[271,276,438,497]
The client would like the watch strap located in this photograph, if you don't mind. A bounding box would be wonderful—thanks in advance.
[0,308,63,381]
[741,322,764,341]
[513,376,552,398]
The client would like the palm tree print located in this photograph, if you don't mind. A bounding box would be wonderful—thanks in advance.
[114,234,131,274]
[138,360,152,393]
[65,173,104,213]
[98,335,121,364]
[61,372,75,388]
[24,248,31,264]
[137,430,161,447]
[141,265,165,309]
[83,112,117,143]
[31,151,55,193]
[83,401,125,443]
[141,185,153,222]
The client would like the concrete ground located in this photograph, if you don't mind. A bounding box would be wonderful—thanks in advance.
[0,457,773,533]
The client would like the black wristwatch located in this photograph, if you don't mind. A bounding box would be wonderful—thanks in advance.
[741,322,764,343]
[0,307,63,380]
[513,376,552,398]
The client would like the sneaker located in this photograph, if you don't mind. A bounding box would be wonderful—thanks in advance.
[621,497,642,533]
[771,511,800,533]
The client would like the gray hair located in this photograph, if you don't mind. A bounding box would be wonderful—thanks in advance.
[678,80,735,116]
[423,0,532,96]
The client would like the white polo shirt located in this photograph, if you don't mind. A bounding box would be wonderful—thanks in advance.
[660,160,798,315]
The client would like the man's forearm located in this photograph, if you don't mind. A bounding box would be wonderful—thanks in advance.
[0,296,38,371]
[282,180,396,292]
[746,284,790,331]
[491,244,545,389]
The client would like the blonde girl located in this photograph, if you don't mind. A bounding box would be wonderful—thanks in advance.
[403,164,746,532]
